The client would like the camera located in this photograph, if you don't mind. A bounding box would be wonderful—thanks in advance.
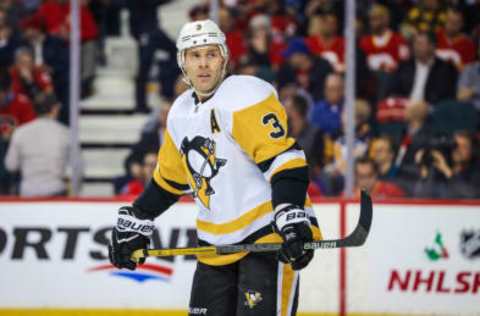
[419,134,456,167]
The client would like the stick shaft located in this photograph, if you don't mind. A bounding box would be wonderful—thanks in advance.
[131,191,372,262]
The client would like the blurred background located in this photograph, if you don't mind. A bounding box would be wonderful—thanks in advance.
[0,1,480,315]
[0,0,479,200]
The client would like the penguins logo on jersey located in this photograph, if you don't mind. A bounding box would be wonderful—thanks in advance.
[181,136,226,209]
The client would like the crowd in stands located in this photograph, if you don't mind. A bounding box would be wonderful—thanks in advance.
[1,0,480,200]
[0,0,101,196]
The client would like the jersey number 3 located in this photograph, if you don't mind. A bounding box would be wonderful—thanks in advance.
[262,113,285,139]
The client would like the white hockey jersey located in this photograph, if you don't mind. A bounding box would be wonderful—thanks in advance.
[152,75,321,265]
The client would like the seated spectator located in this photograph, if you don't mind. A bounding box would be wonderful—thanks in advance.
[413,130,480,199]
[305,12,345,72]
[436,8,476,71]
[284,94,325,170]
[276,37,333,102]
[352,156,406,199]
[369,135,399,181]
[10,47,53,99]
[389,31,458,105]
[320,99,373,195]
[120,150,157,197]
[4,93,70,196]
[401,0,447,39]
[0,69,35,127]
[360,4,409,73]
[397,100,433,170]
[310,73,343,137]
[332,99,373,174]
[457,45,480,113]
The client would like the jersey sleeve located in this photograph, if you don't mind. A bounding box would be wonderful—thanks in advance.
[152,130,190,196]
[226,88,307,181]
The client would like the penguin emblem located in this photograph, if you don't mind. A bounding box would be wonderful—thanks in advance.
[181,136,226,208]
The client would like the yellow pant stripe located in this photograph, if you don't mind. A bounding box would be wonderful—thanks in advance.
[280,263,296,316]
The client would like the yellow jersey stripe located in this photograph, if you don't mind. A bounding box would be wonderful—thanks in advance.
[269,158,307,179]
[196,201,273,235]
[152,174,185,196]
[153,131,189,187]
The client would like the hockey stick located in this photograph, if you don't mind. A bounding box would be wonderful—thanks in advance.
[131,190,372,262]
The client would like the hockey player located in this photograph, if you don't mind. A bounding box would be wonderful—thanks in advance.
[109,19,322,316]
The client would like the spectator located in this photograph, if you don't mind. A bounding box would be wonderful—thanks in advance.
[218,7,248,69]
[284,93,327,196]
[0,69,35,192]
[457,45,480,113]
[369,135,399,181]
[305,12,345,72]
[9,47,53,99]
[0,69,35,127]
[126,0,177,112]
[397,100,433,170]
[389,31,458,105]
[21,15,70,123]
[413,131,480,198]
[120,150,158,197]
[360,4,409,100]
[276,37,333,102]
[4,93,70,196]
[33,0,99,97]
[309,73,343,137]
[361,4,409,73]
[401,0,447,39]
[436,8,476,71]
[331,99,373,174]
[284,94,325,169]
[353,156,406,199]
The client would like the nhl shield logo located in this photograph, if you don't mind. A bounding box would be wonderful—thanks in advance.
[181,136,226,209]
[460,229,480,260]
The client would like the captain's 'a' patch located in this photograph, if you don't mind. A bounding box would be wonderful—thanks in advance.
[210,109,220,134]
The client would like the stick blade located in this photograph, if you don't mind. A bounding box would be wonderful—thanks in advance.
[344,190,373,247]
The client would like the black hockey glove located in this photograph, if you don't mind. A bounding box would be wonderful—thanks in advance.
[108,206,155,270]
[272,204,314,271]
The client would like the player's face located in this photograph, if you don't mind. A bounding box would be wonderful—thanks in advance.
[183,45,225,96]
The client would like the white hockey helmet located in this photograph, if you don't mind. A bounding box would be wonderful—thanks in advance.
[176,19,229,72]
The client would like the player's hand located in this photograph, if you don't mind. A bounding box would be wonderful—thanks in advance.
[108,206,154,270]
[272,204,314,270]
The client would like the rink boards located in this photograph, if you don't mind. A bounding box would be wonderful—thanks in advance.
[0,198,479,316]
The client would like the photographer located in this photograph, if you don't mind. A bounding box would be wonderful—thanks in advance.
[413,131,480,199]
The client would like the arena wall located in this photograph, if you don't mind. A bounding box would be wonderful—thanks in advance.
[0,198,479,316]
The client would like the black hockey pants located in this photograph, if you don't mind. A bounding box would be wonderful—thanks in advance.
[188,252,299,316]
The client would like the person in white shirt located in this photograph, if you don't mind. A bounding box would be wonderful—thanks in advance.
[5,93,70,196]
